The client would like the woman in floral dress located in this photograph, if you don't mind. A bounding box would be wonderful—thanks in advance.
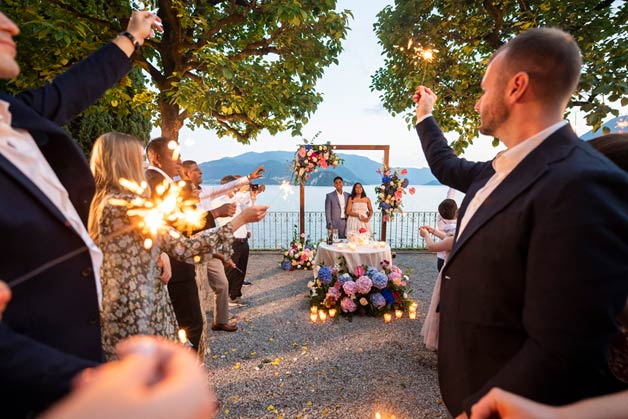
[88,132,267,359]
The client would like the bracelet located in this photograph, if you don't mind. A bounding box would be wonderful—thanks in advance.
[119,31,141,51]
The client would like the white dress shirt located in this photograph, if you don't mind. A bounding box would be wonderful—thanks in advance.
[337,191,346,219]
[456,120,568,238]
[0,100,103,302]
[198,177,248,211]
[212,191,251,239]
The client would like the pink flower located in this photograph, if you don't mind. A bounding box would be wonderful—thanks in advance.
[355,276,373,294]
[327,287,341,300]
[359,227,367,234]
[394,190,403,200]
[320,158,328,169]
[354,265,365,277]
[409,187,416,195]
[383,214,389,222]
[376,168,381,174]
[340,297,357,313]
[334,281,342,290]
[342,280,357,296]
[401,169,408,175]
[298,147,306,157]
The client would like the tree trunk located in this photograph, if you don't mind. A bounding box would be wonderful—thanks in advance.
[158,98,184,142]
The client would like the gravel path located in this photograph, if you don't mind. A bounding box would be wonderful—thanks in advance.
[203,251,448,419]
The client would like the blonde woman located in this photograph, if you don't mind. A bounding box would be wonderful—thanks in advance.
[88,133,268,359]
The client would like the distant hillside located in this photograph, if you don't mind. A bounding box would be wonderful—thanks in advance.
[198,151,438,186]
[581,115,628,140]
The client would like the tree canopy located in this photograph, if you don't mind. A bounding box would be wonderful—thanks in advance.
[1,0,351,144]
[372,0,628,153]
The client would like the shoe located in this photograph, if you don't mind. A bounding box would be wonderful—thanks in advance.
[228,298,248,308]
[243,281,252,286]
[211,322,238,332]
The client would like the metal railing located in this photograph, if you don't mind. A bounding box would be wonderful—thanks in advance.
[249,211,439,250]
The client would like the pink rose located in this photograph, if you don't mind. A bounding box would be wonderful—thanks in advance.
[401,169,408,175]
[298,147,306,157]
[409,187,416,195]
[354,265,365,277]
[320,159,328,169]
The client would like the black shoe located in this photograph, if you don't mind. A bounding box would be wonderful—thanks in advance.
[243,280,252,286]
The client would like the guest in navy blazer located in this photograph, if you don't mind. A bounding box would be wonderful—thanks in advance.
[413,28,628,417]
[0,10,162,417]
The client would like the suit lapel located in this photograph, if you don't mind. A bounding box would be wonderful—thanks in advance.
[447,127,576,265]
[0,154,69,226]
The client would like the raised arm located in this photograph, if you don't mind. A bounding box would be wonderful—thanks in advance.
[413,86,490,193]
[15,12,161,126]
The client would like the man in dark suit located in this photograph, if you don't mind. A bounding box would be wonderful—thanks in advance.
[325,176,349,239]
[413,28,628,417]
[0,10,162,417]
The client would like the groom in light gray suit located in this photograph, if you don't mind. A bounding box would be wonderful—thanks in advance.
[325,176,350,239]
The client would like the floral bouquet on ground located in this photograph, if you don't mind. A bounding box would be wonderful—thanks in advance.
[292,137,343,185]
[374,166,416,222]
[307,259,413,318]
[280,226,317,271]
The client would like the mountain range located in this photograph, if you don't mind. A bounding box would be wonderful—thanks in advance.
[198,151,438,186]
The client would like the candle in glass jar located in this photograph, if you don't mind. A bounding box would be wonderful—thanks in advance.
[395,309,403,319]
[319,310,327,321]
[409,311,417,320]
[310,306,318,315]
[328,308,337,318]
[310,313,318,322]
[383,313,392,323]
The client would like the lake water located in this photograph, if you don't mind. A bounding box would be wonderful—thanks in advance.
[203,184,462,249]
[236,184,461,213]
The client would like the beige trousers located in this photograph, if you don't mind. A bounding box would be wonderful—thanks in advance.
[195,258,230,325]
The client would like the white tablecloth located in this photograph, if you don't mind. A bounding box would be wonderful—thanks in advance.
[314,241,393,274]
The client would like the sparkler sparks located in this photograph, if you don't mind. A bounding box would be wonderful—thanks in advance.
[279,181,295,200]
[112,178,206,249]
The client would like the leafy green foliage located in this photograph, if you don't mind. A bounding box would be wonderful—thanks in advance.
[372,0,628,153]
[1,0,351,145]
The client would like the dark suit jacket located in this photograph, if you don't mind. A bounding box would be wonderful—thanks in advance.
[325,190,349,229]
[0,43,131,417]
[417,117,628,416]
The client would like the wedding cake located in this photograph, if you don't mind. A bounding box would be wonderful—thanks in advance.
[348,230,371,246]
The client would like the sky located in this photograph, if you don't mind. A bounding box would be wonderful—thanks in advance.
[167,0,619,169]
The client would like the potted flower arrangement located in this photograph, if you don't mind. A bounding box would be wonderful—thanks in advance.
[374,166,416,221]
[280,225,317,271]
[292,138,343,185]
[307,259,413,318]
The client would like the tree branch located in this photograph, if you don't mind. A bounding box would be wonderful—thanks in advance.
[482,0,505,49]
[49,0,117,32]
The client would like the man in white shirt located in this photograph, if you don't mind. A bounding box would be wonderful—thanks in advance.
[0,10,162,417]
[414,28,628,417]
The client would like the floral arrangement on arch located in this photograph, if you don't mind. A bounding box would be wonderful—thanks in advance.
[374,166,416,222]
[280,225,317,271]
[307,259,413,317]
[291,137,343,185]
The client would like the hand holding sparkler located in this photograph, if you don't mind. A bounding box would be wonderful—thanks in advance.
[413,85,437,123]
[211,202,237,218]
[127,11,163,43]
[0,280,11,321]
[230,205,269,231]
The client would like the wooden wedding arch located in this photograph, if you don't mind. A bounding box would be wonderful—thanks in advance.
[299,145,390,241]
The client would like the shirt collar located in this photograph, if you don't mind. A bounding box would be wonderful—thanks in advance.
[147,165,174,183]
[0,100,12,125]
[493,120,568,176]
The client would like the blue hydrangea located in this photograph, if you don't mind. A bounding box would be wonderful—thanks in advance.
[382,176,391,183]
[370,292,386,309]
[338,273,353,284]
[366,266,379,278]
[281,260,292,271]
[381,288,394,305]
[379,202,391,210]
[371,272,388,289]
[317,266,333,285]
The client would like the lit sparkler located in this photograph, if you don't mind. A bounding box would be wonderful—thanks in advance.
[112,178,206,249]
[394,39,438,84]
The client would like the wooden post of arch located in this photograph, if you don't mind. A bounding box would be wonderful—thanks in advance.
[299,145,390,241]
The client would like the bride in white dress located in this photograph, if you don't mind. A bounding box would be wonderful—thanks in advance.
[345,183,373,236]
